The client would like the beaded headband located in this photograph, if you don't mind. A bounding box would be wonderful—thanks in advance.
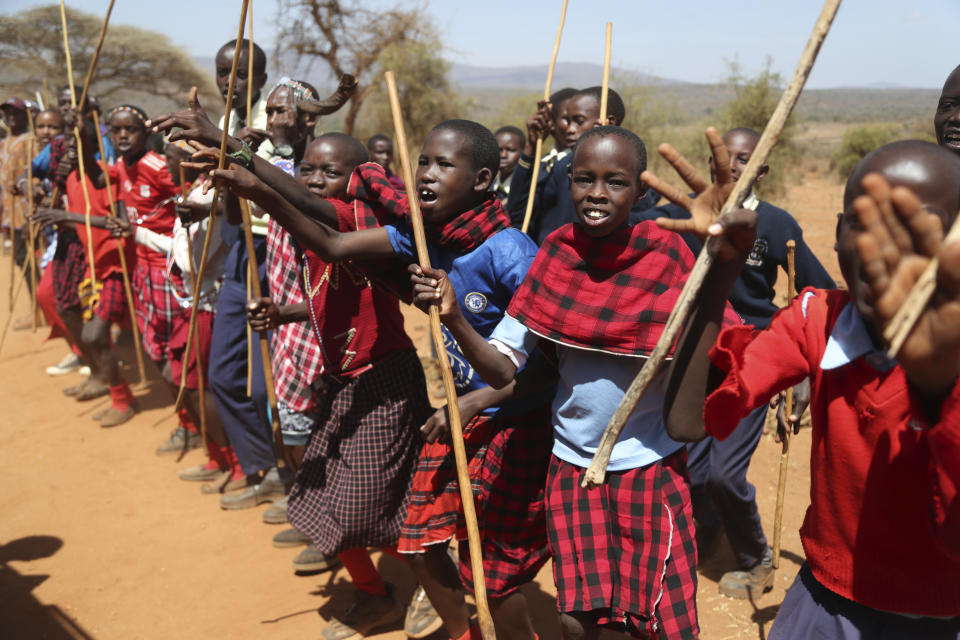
[108,104,148,124]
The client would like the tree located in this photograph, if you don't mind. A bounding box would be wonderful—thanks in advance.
[276,0,428,135]
[830,124,897,177]
[0,5,216,114]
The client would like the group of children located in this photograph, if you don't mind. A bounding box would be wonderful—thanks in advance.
[2,31,959,639]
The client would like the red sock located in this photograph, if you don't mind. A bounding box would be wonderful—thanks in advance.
[451,625,482,640]
[178,407,199,434]
[338,547,387,596]
[108,383,134,411]
[205,440,228,471]
[223,445,244,481]
[380,545,406,563]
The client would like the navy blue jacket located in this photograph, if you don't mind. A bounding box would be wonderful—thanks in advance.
[632,200,836,328]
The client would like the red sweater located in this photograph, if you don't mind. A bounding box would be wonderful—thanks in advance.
[705,288,960,617]
[66,169,137,281]
[112,151,178,269]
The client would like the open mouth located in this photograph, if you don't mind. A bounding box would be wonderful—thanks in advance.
[942,129,960,146]
[582,207,609,222]
[418,187,438,204]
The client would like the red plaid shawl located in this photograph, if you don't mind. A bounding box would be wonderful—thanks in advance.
[346,162,511,254]
[507,221,740,357]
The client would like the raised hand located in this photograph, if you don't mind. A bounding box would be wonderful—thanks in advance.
[147,87,223,149]
[409,263,459,319]
[643,127,735,240]
[855,173,960,393]
[236,126,269,150]
[524,100,554,156]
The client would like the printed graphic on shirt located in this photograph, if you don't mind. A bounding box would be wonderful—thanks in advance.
[140,184,151,198]
[464,291,487,313]
[441,325,474,389]
[746,238,768,267]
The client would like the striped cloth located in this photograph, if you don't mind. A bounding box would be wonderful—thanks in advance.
[52,229,86,313]
[132,263,180,362]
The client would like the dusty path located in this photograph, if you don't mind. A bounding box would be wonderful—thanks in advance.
[0,171,841,640]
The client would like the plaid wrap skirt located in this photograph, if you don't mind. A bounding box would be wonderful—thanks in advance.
[546,449,699,639]
[89,275,126,325]
[132,262,180,362]
[399,403,553,599]
[168,308,213,390]
[287,349,432,556]
[52,229,86,313]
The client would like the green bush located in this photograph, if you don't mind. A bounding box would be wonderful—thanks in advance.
[830,124,898,178]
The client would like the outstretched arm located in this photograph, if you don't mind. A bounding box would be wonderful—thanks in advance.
[32,207,110,230]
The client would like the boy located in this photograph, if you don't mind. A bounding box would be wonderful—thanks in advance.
[492,125,523,204]
[366,133,404,190]
[637,127,836,597]
[410,127,740,639]
[657,137,960,636]
[935,64,960,157]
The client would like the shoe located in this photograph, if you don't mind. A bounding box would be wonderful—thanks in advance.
[262,495,289,524]
[62,379,90,396]
[48,353,80,378]
[273,527,311,549]
[320,583,402,640]
[75,380,110,402]
[178,465,226,482]
[293,544,342,572]
[98,406,136,427]
[219,477,285,510]
[79,365,91,376]
[404,584,443,639]
[91,407,110,421]
[718,547,774,599]
[201,473,250,494]
[156,426,202,455]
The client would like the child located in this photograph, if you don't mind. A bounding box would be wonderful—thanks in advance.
[492,125,523,204]
[366,133,404,191]
[637,126,836,597]
[206,119,552,640]
[32,119,138,427]
[657,137,960,637]
[106,104,192,451]
[936,64,960,157]
[411,126,739,639]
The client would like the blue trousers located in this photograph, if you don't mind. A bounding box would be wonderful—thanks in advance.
[686,402,768,569]
[209,236,275,476]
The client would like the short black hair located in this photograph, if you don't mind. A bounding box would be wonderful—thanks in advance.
[367,133,392,148]
[572,125,647,177]
[550,87,578,119]
[219,39,267,75]
[573,86,626,125]
[430,119,499,176]
[314,132,368,168]
[494,125,524,144]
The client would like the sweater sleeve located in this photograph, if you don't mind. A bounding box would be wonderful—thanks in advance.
[926,381,960,558]
[704,289,817,440]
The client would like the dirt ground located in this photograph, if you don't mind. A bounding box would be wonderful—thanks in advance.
[0,170,845,640]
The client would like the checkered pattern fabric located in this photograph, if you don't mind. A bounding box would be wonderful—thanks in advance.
[131,263,180,362]
[287,349,432,555]
[508,221,741,357]
[546,450,699,639]
[168,308,213,390]
[52,229,86,313]
[90,274,126,325]
[266,219,324,412]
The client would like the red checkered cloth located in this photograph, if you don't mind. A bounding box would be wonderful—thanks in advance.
[52,228,86,313]
[90,274,127,325]
[546,450,699,639]
[168,307,213,390]
[287,349,432,555]
[508,221,741,357]
[399,403,553,598]
[267,219,324,412]
[132,262,180,362]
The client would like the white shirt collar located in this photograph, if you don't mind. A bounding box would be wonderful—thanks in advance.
[820,301,896,371]
[742,190,760,211]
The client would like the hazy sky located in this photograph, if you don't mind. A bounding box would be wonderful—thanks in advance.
[4,0,958,90]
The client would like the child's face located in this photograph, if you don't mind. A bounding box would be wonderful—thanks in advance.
[552,98,572,149]
[836,153,960,327]
[108,112,147,159]
[215,48,266,113]
[368,139,393,169]
[710,130,768,185]
[935,68,960,156]
[564,95,602,150]
[569,134,644,238]
[265,86,306,147]
[1,107,26,133]
[298,139,354,201]
[416,128,491,223]
[496,131,522,179]
[35,111,63,147]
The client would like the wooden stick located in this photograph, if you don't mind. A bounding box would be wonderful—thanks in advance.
[91,109,148,387]
[26,116,38,332]
[384,70,496,640]
[0,267,28,357]
[520,0,569,235]
[77,0,116,112]
[244,0,255,398]
[581,0,842,489]
[175,0,250,410]
[59,0,98,290]
[772,240,796,570]
[599,22,612,123]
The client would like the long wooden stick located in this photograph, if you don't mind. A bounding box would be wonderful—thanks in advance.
[520,0,569,235]
[0,266,28,356]
[599,22,612,123]
[91,109,148,387]
[384,70,496,640]
[582,0,842,489]
[175,0,250,410]
[244,0,255,397]
[772,240,796,570]
[26,115,38,331]
[77,0,115,112]
[59,0,98,290]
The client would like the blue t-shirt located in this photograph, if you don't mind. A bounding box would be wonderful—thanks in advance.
[488,315,683,471]
[386,224,553,416]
